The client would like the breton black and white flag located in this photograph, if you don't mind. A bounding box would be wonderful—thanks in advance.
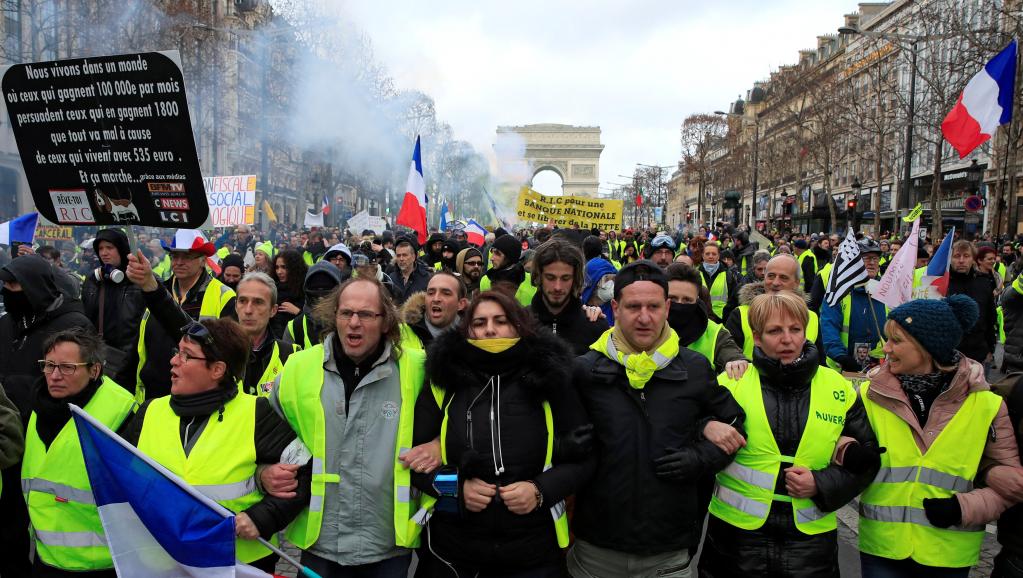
[824,228,868,307]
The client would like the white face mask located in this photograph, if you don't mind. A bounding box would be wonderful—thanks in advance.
[597,279,615,303]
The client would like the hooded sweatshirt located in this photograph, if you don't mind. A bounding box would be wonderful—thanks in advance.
[81,229,146,369]
[278,261,342,347]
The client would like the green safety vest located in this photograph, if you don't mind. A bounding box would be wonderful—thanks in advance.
[709,366,854,534]
[286,315,316,350]
[797,250,818,275]
[275,344,426,549]
[413,387,570,548]
[137,393,274,563]
[135,277,235,404]
[152,254,172,281]
[701,269,730,319]
[858,382,1001,567]
[739,305,820,360]
[22,378,135,571]
[687,319,722,367]
[479,272,537,307]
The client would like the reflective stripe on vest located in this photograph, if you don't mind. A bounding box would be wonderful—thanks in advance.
[857,381,1001,567]
[687,320,721,366]
[702,270,729,318]
[22,378,135,571]
[416,392,570,548]
[740,305,819,360]
[276,344,426,549]
[709,365,854,535]
[135,277,235,403]
[136,393,272,563]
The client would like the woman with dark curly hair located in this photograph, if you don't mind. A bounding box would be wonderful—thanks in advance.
[271,249,307,339]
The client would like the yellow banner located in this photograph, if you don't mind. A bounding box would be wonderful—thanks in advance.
[515,187,623,229]
[35,226,74,242]
[903,203,923,223]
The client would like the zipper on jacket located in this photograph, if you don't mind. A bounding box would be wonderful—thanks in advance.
[552,322,557,335]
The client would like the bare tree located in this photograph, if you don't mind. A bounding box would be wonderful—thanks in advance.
[804,72,852,232]
[680,114,726,227]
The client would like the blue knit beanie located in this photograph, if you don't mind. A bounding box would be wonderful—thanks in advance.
[887,295,979,365]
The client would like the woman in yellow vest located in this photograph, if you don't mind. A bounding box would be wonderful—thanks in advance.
[410,290,596,577]
[119,319,311,574]
[701,292,881,578]
[858,295,1021,577]
[22,328,135,578]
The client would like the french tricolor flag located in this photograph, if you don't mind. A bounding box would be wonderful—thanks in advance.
[396,136,428,244]
[942,40,1017,159]
[465,219,487,247]
[918,227,956,300]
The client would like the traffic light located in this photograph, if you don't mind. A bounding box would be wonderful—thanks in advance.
[846,198,857,211]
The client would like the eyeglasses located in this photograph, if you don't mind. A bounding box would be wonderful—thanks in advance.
[171,348,207,363]
[38,361,91,375]
[463,260,483,268]
[337,309,384,321]
[181,321,222,361]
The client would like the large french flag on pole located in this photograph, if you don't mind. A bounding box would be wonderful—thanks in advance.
[396,135,428,244]
[0,212,38,245]
[942,40,1017,158]
[71,406,275,578]
[916,227,956,300]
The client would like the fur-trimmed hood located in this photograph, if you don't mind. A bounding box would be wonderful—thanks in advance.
[426,327,573,397]
[401,291,427,325]
[738,281,808,306]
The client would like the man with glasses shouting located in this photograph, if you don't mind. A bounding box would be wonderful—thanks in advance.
[264,276,429,576]
[124,229,237,403]
[120,319,310,574]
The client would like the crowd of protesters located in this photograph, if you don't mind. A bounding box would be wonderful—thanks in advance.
[0,217,1021,578]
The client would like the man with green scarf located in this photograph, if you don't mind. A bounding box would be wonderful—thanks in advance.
[569,260,746,578]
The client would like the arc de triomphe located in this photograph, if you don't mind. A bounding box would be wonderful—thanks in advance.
[495,124,604,197]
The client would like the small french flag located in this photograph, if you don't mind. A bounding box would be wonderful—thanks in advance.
[942,40,1017,158]
[321,195,330,215]
[465,220,487,247]
[0,212,38,245]
[918,227,956,299]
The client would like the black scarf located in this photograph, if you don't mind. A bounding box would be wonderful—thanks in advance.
[33,376,102,449]
[486,262,526,287]
[896,352,960,426]
[168,385,238,421]
[331,334,387,407]
[752,341,820,390]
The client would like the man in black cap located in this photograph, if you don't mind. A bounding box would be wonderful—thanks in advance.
[80,228,146,383]
[480,233,535,305]
[219,253,245,291]
[569,260,744,576]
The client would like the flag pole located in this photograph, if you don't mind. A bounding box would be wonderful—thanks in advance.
[70,405,322,578]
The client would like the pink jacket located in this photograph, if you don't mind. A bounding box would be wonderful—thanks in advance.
[864,356,1021,526]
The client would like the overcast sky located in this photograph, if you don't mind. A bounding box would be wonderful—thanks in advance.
[338,0,859,196]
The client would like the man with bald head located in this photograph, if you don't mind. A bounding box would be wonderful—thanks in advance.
[724,254,821,359]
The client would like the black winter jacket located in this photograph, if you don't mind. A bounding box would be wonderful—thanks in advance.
[699,344,879,578]
[948,268,998,363]
[529,293,608,355]
[411,329,595,571]
[386,261,432,305]
[572,342,744,555]
[81,274,146,371]
[1001,282,1023,372]
[0,255,94,420]
[995,374,1023,556]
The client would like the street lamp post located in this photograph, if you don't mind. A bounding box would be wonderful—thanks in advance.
[715,110,759,228]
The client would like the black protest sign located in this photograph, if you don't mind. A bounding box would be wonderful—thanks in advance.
[1,51,207,228]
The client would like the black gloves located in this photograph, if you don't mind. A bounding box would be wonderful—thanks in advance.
[842,444,886,474]
[923,496,962,528]
[835,355,862,373]
[653,447,702,483]
[553,424,594,463]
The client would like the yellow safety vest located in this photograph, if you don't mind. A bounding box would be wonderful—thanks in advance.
[399,322,424,351]
[413,387,570,548]
[824,293,887,372]
[797,250,818,275]
[701,269,730,319]
[135,277,235,403]
[152,254,172,281]
[479,272,536,306]
[137,393,273,563]
[248,341,295,397]
[687,320,722,367]
[709,366,854,534]
[286,315,316,350]
[858,382,1002,568]
[21,378,135,571]
[275,344,426,549]
[739,305,820,360]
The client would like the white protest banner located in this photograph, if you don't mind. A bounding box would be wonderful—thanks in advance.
[203,175,256,227]
[304,210,323,228]
[348,210,387,235]
[871,219,919,309]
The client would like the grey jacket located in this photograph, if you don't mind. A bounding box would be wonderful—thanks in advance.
[270,334,410,565]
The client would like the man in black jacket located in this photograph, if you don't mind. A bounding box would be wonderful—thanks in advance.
[569,261,744,576]
[529,239,608,355]
[948,240,998,366]
[387,235,432,305]
[0,254,93,577]
[81,228,146,384]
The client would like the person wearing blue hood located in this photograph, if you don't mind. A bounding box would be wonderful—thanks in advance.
[284,260,343,349]
[581,256,618,326]
[80,228,146,386]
